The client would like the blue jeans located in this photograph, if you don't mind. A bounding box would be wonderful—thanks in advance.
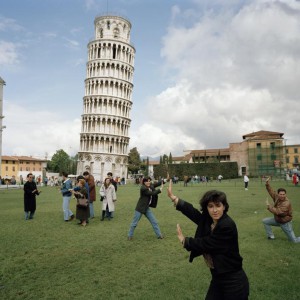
[262,217,300,243]
[62,196,73,221]
[128,209,162,238]
[89,202,94,218]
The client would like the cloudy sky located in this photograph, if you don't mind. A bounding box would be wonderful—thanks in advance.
[1,0,300,160]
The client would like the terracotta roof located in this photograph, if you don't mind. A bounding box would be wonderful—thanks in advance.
[3,155,47,162]
[1,155,18,161]
[172,156,185,161]
[243,130,284,140]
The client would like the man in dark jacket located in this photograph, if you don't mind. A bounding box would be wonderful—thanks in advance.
[128,177,164,240]
[83,171,96,219]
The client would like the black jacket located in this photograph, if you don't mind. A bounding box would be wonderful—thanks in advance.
[176,199,243,275]
[135,180,163,214]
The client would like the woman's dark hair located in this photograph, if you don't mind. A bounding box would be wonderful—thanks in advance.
[200,190,229,214]
[142,177,151,184]
[104,177,111,188]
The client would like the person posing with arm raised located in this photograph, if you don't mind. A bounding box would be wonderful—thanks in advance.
[128,177,165,240]
[167,180,249,300]
[262,177,300,242]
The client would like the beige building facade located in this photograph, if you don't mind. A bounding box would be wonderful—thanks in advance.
[1,156,47,183]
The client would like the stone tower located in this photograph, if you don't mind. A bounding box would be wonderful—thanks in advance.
[77,15,135,180]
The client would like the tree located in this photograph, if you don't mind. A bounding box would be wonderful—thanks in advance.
[128,147,141,174]
[168,152,173,164]
[47,149,71,174]
[162,154,168,165]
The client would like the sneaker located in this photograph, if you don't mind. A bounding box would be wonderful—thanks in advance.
[69,215,75,221]
[128,237,133,241]
[158,235,164,239]
[268,236,275,240]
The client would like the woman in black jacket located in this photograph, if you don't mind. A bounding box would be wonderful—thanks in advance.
[167,180,249,300]
[128,177,164,240]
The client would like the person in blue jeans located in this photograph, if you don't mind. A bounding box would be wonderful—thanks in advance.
[263,177,300,243]
[61,172,74,222]
[128,177,164,240]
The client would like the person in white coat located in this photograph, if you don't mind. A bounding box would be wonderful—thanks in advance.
[99,178,117,221]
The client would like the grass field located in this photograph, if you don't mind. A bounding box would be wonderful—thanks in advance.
[0,179,300,300]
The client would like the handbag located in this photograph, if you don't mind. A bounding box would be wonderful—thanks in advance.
[149,194,158,208]
[77,198,88,207]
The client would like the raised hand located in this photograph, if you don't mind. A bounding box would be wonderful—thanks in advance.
[167,180,173,198]
[177,224,185,244]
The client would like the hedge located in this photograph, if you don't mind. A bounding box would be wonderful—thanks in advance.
[153,162,238,180]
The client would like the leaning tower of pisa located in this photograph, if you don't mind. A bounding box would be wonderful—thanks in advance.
[77,15,135,180]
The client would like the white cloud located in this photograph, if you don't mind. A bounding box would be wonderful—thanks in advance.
[133,0,300,155]
[0,41,20,65]
[0,16,24,31]
[2,103,81,159]
[129,123,201,157]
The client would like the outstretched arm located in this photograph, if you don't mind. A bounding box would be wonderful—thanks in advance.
[167,180,179,205]
[265,177,276,201]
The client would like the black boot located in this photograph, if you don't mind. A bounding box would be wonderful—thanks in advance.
[101,211,105,221]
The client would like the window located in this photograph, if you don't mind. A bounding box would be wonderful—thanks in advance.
[107,21,110,29]
[294,157,299,163]
[13,161,15,164]
[286,149,289,154]
[271,154,276,160]
[257,154,262,161]
[5,166,8,171]
[286,157,290,163]
[6,160,8,163]
[270,142,275,149]
[257,143,261,149]
[294,148,298,154]
[12,167,15,171]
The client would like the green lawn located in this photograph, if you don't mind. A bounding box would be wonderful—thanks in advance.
[1,179,299,299]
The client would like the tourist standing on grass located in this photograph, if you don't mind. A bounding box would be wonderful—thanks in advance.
[167,180,249,300]
[292,173,298,186]
[128,177,164,240]
[244,174,249,190]
[61,172,74,222]
[83,171,96,219]
[106,172,118,218]
[73,178,89,226]
[99,178,117,221]
[262,177,300,243]
[23,173,41,220]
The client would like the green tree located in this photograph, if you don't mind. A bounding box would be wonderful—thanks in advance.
[168,152,173,164]
[162,154,168,165]
[128,147,141,174]
[47,149,71,174]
